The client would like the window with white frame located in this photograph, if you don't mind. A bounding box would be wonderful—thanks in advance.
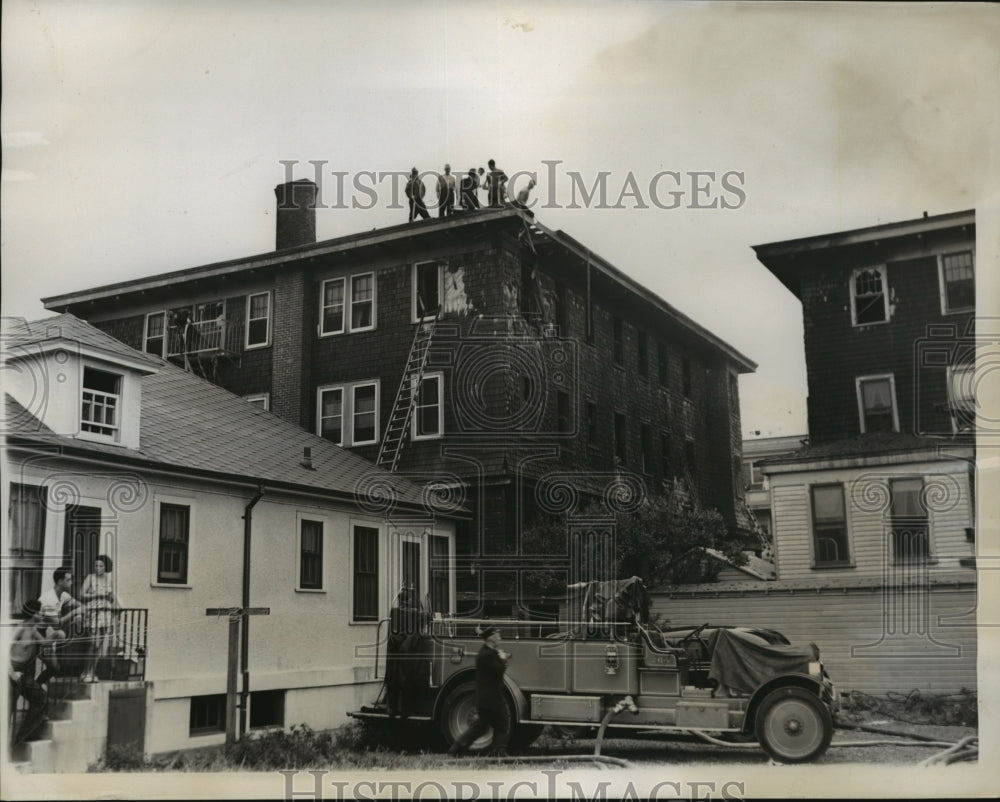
[319,274,376,335]
[144,312,166,357]
[352,383,378,444]
[856,374,899,433]
[245,292,271,348]
[317,380,379,447]
[890,478,929,563]
[157,502,190,584]
[939,251,975,314]
[320,278,346,335]
[412,373,443,439]
[851,266,889,326]
[352,524,379,622]
[947,363,975,433]
[810,484,851,567]
[243,393,270,411]
[413,261,443,321]
[318,386,344,444]
[298,518,324,590]
[80,366,122,439]
[350,273,375,331]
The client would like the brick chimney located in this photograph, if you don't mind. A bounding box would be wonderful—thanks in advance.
[274,179,318,250]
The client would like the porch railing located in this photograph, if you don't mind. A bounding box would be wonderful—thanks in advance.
[8,608,148,750]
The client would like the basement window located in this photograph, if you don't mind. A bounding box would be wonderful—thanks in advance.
[851,266,889,326]
[250,690,286,729]
[189,694,225,735]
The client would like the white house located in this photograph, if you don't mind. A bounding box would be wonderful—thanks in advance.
[3,314,462,770]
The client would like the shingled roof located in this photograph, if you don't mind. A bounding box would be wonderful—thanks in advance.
[4,314,460,517]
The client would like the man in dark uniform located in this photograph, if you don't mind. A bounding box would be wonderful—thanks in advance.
[448,625,510,756]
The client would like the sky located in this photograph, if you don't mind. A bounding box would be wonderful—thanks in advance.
[2,0,998,440]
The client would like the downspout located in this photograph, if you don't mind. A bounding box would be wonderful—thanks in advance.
[240,485,265,737]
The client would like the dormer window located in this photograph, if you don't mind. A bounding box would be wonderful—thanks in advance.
[81,366,122,438]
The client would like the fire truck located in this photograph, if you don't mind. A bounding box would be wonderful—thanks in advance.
[350,578,838,763]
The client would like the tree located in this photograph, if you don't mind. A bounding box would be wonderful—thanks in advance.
[521,478,748,593]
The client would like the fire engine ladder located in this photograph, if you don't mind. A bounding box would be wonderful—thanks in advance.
[376,297,440,472]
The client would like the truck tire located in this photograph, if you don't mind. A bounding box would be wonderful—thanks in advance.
[754,686,833,763]
[439,681,526,752]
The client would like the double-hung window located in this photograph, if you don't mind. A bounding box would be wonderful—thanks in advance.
[320,272,376,335]
[851,266,889,326]
[144,312,166,357]
[317,381,379,447]
[246,292,271,348]
[856,374,899,433]
[157,502,190,584]
[412,373,443,440]
[320,278,346,335]
[81,367,122,439]
[810,484,851,567]
[890,478,929,563]
[939,251,975,314]
[299,519,324,590]
[353,525,379,622]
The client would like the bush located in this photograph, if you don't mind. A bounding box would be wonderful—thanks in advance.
[96,744,151,771]
[224,724,339,769]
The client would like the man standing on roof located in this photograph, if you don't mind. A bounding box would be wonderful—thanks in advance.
[484,160,508,207]
[406,168,430,222]
[448,625,510,757]
[437,164,456,218]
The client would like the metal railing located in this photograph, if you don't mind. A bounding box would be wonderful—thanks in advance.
[167,320,243,357]
[8,609,148,750]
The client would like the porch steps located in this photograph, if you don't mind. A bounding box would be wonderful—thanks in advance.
[10,681,107,774]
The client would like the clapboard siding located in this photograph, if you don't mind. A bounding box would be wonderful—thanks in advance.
[770,460,974,581]
[653,584,977,696]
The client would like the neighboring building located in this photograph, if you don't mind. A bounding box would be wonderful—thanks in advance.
[3,314,460,768]
[742,434,808,537]
[42,181,757,614]
[654,211,978,696]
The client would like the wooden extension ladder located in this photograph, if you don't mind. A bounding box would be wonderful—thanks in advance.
[376,298,440,472]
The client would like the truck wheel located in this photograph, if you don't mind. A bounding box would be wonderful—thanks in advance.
[439,681,493,752]
[439,681,528,752]
[754,687,832,763]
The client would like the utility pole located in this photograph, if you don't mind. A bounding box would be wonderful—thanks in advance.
[206,606,270,745]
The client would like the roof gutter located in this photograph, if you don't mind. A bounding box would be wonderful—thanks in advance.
[240,485,265,738]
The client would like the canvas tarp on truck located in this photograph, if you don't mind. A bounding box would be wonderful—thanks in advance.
[708,627,815,695]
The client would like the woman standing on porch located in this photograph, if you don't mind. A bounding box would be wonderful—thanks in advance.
[81,555,120,682]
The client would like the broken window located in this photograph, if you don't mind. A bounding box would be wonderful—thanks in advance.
[852,266,888,325]
[81,366,122,438]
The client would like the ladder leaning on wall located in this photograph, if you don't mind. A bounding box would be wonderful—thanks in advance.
[376,295,441,472]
